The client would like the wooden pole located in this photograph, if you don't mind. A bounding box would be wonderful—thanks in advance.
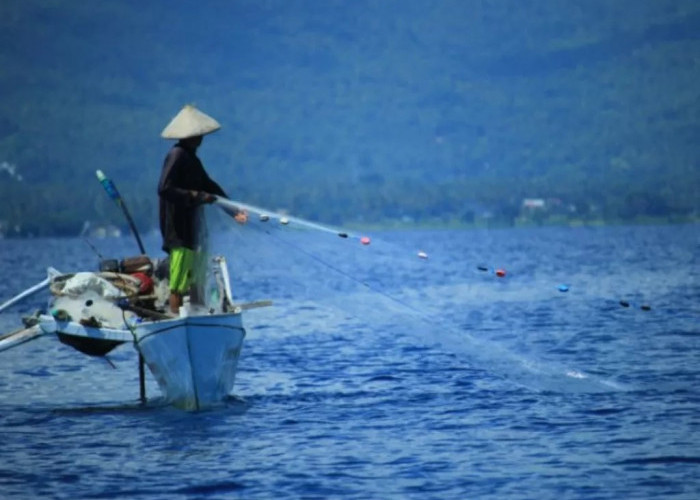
[138,354,146,404]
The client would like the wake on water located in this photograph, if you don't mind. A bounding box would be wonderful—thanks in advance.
[205,205,628,394]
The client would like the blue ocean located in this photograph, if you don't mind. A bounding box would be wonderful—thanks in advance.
[1,223,698,499]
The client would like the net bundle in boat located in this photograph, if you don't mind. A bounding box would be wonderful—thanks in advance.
[50,272,142,299]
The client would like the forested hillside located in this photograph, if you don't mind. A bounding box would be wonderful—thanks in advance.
[0,0,698,236]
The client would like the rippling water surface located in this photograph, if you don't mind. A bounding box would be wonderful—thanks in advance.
[1,223,698,499]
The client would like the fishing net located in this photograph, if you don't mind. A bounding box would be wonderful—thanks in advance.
[203,202,624,393]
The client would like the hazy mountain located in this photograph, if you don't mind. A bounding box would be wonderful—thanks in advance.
[1,0,698,235]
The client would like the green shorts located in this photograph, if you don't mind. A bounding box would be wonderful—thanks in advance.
[169,247,204,294]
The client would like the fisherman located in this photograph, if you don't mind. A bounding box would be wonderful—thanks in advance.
[158,104,248,314]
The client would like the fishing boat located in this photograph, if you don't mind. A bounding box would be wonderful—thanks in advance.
[0,254,270,410]
[0,168,366,410]
[0,166,279,410]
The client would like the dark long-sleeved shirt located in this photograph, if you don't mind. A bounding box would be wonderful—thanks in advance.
[158,142,227,253]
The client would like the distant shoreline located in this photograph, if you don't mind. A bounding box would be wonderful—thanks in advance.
[2,215,697,240]
[348,216,700,232]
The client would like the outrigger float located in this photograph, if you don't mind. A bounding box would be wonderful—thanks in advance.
[0,171,271,410]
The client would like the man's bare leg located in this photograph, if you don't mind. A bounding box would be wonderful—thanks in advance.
[169,292,183,314]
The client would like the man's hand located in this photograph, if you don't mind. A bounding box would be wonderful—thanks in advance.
[234,210,248,225]
[222,205,247,224]
[201,192,217,204]
[191,191,217,204]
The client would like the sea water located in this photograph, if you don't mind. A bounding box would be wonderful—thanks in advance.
[0,224,698,499]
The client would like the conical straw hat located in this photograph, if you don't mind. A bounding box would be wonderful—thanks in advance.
[161,104,221,139]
